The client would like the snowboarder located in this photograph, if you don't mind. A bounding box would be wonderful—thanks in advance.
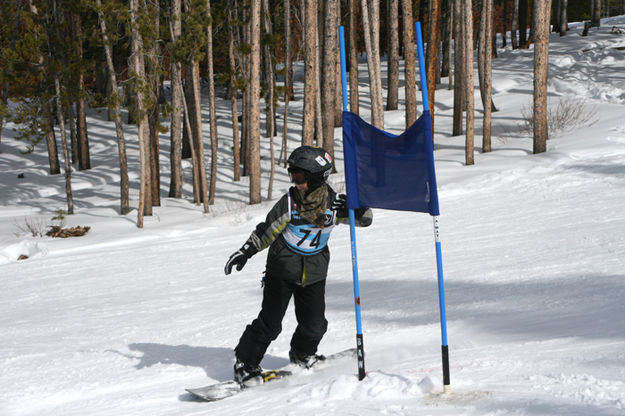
[224,145,373,386]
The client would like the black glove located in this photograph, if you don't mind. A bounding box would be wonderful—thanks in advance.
[331,193,347,211]
[224,249,250,275]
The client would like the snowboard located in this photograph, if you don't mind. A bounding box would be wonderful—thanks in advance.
[185,348,357,402]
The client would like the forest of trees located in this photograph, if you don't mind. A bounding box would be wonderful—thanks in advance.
[0,0,623,227]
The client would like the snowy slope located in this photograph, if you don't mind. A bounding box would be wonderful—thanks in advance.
[1,18,625,416]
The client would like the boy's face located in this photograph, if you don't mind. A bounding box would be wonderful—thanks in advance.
[295,181,309,193]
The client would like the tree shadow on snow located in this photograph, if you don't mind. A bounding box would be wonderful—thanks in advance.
[325,272,625,343]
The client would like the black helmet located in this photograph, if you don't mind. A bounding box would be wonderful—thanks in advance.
[287,146,333,187]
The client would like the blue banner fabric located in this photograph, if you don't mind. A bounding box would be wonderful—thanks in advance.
[342,110,440,215]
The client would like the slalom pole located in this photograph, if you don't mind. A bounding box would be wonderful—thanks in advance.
[415,21,451,393]
[339,25,366,381]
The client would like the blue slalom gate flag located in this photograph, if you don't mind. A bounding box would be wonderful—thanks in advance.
[342,110,440,216]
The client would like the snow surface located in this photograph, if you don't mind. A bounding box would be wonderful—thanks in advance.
[2,17,625,416]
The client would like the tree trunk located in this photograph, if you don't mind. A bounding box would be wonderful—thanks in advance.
[426,0,441,128]
[441,0,453,79]
[54,76,74,215]
[262,0,276,200]
[386,0,399,111]
[281,0,291,166]
[519,0,528,46]
[361,0,384,128]
[401,0,417,127]
[322,0,339,158]
[96,0,130,214]
[228,3,241,180]
[502,0,509,47]
[302,0,317,145]
[348,0,360,115]
[45,110,61,175]
[249,0,262,204]
[462,0,474,165]
[533,0,550,154]
[478,0,494,152]
[559,0,568,35]
[67,103,77,164]
[185,61,208,212]
[130,0,151,226]
[452,0,464,136]
[315,9,323,148]
[167,0,183,198]
[146,2,160,208]
[72,14,90,172]
[206,0,218,204]
[591,0,601,27]
[511,0,519,48]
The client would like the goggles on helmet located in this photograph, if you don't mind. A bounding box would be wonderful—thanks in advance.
[288,166,308,185]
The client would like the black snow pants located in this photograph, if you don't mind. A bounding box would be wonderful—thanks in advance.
[234,275,328,366]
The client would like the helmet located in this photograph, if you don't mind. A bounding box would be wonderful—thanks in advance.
[287,146,333,187]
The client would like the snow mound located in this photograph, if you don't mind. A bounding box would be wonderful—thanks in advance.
[287,372,434,405]
[0,240,47,264]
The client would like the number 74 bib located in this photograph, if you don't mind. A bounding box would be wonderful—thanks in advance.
[283,210,335,255]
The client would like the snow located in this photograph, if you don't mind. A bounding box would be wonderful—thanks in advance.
[2,17,625,416]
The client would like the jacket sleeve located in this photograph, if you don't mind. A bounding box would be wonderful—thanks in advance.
[241,193,291,257]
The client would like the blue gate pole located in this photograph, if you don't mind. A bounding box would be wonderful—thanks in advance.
[339,25,366,380]
[415,21,451,393]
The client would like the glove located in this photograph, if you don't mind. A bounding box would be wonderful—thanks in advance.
[331,193,347,211]
[224,249,250,275]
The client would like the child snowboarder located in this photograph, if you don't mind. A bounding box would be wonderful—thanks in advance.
[224,145,372,386]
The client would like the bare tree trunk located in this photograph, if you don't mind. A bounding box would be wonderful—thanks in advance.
[54,76,74,215]
[72,14,90,172]
[45,110,61,175]
[559,0,568,35]
[146,3,160,208]
[281,0,291,166]
[452,0,464,136]
[386,0,399,111]
[167,0,183,198]
[401,0,417,127]
[478,0,494,152]
[47,0,74,214]
[591,0,601,27]
[519,0,528,46]
[502,0,509,47]
[361,0,384,128]
[533,0,550,154]
[426,0,441,128]
[249,0,262,204]
[322,0,339,158]
[185,61,208,212]
[462,0,474,165]
[441,0,453,79]
[261,0,276,200]
[96,0,130,214]
[511,0,519,48]
[302,0,317,145]
[348,0,360,115]
[67,103,77,164]
[130,0,151,226]
[315,8,323,148]
[228,3,242,180]
[206,0,218,204]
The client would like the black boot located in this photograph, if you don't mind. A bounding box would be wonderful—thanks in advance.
[288,349,326,369]
[234,359,263,386]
